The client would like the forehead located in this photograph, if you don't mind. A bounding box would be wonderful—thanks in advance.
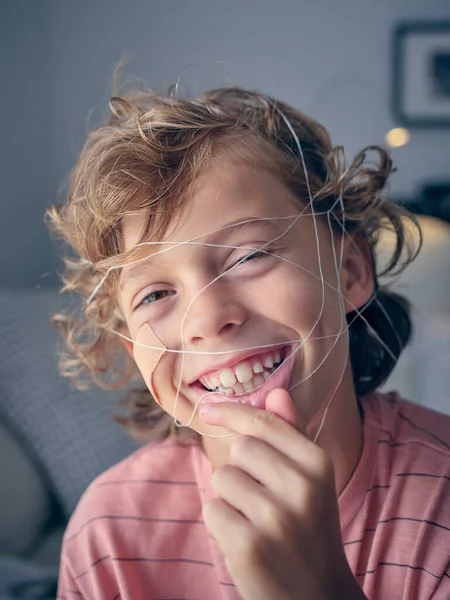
[121,161,302,252]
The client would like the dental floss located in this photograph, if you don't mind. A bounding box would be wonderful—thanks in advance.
[85,97,399,443]
[139,323,167,407]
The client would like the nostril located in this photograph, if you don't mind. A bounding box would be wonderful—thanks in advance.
[220,322,235,334]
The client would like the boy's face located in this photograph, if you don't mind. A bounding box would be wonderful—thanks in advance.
[118,159,372,438]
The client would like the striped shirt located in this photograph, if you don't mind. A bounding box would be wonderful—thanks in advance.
[57,392,450,599]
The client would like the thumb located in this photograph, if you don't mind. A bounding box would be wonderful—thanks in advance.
[265,388,304,432]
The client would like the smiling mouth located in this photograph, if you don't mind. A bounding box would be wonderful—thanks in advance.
[195,346,288,397]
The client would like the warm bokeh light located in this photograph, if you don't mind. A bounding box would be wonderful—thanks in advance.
[385,127,410,148]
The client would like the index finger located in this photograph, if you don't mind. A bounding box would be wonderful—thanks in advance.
[199,394,320,466]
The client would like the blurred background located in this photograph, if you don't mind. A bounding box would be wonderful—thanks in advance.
[0,1,449,597]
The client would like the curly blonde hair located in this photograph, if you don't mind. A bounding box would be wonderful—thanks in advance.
[46,85,421,440]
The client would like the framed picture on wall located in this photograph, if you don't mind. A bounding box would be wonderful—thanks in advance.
[393,22,450,127]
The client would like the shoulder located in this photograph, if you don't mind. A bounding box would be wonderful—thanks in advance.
[363,391,450,459]
[350,393,450,592]
[360,391,450,509]
[361,391,450,526]
[62,435,204,543]
[58,436,208,594]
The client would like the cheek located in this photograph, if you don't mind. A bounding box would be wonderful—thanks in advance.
[132,323,188,419]
[132,324,167,406]
[273,268,324,321]
[272,265,343,338]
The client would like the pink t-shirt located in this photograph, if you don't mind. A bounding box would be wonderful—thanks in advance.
[57,392,450,599]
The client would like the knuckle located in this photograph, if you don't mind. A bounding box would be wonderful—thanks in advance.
[237,528,269,568]
[211,464,235,490]
[202,497,222,524]
[264,502,292,538]
[287,475,307,504]
[303,446,334,482]
[314,450,335,481]
[251,408,276,429]
[230,434,255,460]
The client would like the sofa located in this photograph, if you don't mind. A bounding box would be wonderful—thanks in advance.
[0,289,136,598]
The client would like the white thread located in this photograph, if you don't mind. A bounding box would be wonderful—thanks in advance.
[172,204,324,428]
[106,219,397,435]
[87,214,325,305]
[158,99,329,433]
[86,99,402,443]
[312,186,348,442]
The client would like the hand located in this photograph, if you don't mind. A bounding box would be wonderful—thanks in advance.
[199,389,366,600]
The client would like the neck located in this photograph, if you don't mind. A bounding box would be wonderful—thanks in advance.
[320,382,364,496]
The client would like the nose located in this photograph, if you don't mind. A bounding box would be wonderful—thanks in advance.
[182,280,247,344]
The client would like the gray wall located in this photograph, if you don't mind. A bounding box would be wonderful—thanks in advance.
[1,0,450,287]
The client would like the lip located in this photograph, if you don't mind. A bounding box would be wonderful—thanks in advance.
[190,345,296,410]
[188,342,288,386]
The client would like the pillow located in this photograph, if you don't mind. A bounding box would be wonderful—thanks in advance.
[0,418,51,555]
[0,289,137,518]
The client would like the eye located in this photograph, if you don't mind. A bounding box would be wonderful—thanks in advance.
[237,250,268,265]
[134,289,175,311]
[225,246,275,274]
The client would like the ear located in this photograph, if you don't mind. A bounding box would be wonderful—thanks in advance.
[340,234,375,314]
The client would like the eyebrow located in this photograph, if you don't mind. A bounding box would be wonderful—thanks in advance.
[118,217,284,291]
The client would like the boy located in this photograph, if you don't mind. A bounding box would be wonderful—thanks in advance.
[48,87,450,599]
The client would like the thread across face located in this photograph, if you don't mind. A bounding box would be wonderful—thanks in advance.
[119,160,352,436]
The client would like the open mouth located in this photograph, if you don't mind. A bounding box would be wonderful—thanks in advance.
[190,345,294,409]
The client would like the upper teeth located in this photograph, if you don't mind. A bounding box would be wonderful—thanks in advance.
[199,348,284,393]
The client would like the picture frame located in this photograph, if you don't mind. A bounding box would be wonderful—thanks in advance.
[392,22,450,127]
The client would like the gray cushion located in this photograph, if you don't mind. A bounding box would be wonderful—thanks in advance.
[0,419,51,555]
[0,289,137,518]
